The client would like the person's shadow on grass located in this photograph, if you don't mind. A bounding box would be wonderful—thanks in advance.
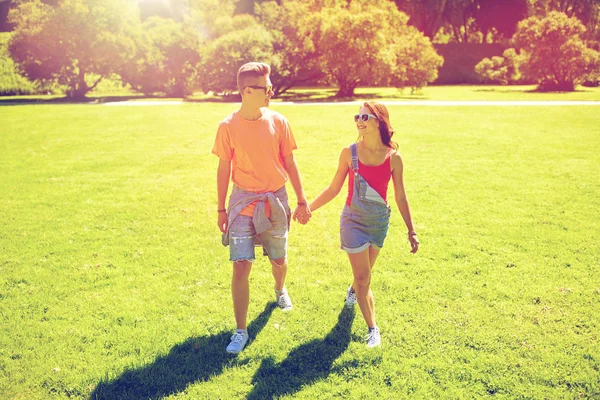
[90,302,276,400]
[246,305,355,400]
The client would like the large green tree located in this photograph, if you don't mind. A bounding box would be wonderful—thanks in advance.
[531,0,600,40]
[197,15,275,95]
[8,0,138,98]
[255,0,323,96]
[513,11,600,91]
[313,0,442,97]
[120,16,202,97]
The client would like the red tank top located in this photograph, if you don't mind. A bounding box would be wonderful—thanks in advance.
[346,150,393,206]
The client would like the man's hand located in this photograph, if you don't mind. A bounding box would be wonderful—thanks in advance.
[218,211,228,233]
[292,204,312,225]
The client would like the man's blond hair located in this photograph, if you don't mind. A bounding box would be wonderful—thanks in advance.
[237,62,271,93]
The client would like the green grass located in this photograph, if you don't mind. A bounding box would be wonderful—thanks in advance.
[1,101,599,399]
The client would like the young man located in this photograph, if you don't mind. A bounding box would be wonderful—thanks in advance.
[212,62,311,354]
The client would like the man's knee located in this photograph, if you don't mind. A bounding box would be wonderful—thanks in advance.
[232,260,252,279]
[270,257,287,268]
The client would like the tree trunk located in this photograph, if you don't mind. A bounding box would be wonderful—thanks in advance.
[335,81,357,98]
[67,69,90,99]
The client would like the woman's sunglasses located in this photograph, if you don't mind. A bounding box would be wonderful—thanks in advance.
[354,113,377,122]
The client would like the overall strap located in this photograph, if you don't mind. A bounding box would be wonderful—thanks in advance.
[350,143,359,175]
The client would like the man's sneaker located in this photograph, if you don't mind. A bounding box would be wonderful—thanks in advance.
[345,285,357,307]
[366,326,381,348]
[226,329,249,354]
[275,288,293,312]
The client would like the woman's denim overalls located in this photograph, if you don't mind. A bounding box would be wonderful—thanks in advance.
[340,143,391,253]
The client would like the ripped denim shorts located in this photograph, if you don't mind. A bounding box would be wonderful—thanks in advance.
[228,214,288,262]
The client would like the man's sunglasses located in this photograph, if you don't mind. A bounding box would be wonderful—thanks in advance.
[354,113,377,122]
[246,85,273,93]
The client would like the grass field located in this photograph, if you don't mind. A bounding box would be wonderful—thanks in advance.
[1,92,599,399]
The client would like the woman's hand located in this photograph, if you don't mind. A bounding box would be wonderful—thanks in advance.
[293,204,312,225]
[408,232,419,253]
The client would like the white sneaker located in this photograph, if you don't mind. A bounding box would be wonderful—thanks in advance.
[275,288,293,312]
[366,326,381,348]
[345,285,357,307]
[226,330,249,354]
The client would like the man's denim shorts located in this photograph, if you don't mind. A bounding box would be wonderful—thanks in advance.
[228,215,288,262]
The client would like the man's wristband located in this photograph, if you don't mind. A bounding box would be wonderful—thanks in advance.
[217,209,226,213]
[297,201,307,206]
[408,231,417,237]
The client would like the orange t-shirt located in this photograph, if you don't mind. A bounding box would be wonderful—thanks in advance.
[212,108,297,216]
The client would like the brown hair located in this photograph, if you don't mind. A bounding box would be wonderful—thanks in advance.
[237,62,271,93]
[363,101,398,150]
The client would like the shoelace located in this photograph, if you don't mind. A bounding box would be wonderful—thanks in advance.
[231,333,245,343]
[367,329,379,341]
[278,295,291,307]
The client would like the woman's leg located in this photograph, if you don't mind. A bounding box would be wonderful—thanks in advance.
[348,246,380,328]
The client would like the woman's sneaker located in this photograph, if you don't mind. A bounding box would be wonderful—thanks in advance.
[366,326,381,348]
[345,285,357,307]
[226,329,249,354]
[275,288,293,312]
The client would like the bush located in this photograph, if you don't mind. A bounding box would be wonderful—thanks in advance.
[434,43,508,84]
[513,12,600,91]
[474,48,520,85]
[0,32,39,96]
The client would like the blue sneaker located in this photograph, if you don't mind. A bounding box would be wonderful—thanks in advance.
[345,285,357,307]
[275,288,293,312]
[226,329,249,354]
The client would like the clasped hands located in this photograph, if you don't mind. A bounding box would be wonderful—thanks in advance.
[292,203,311,225]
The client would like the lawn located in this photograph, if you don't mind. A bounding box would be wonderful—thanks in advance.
[1,96,599,399]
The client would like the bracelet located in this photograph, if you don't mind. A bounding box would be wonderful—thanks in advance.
[217,209,226,213]
[297,202,307,206]
[408,231,417,236]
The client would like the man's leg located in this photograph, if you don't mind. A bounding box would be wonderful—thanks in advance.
[232,260,253,329]
[270,257,292,311]
[270,257,287,292]
[227,215,256,353]
[261,214,292,311]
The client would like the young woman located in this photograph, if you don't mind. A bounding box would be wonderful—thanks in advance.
[306,101,419,347]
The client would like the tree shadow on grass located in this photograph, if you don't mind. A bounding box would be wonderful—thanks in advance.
[246,306,355,400]
[89,302,276,400]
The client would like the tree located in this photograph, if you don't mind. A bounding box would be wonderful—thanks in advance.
[471,0,529,42]
[197,15,275,95]
[530,0,600,39]
[188,0,236,40]
[390,28,444,91]
[513,11,600,91]
[394,0,448,40]
[255,0,323,96]
[120,17,202,97]
[313,0,442,97]
[8,0,138,98]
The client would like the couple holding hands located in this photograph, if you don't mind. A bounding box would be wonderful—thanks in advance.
[213,62,419,354]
